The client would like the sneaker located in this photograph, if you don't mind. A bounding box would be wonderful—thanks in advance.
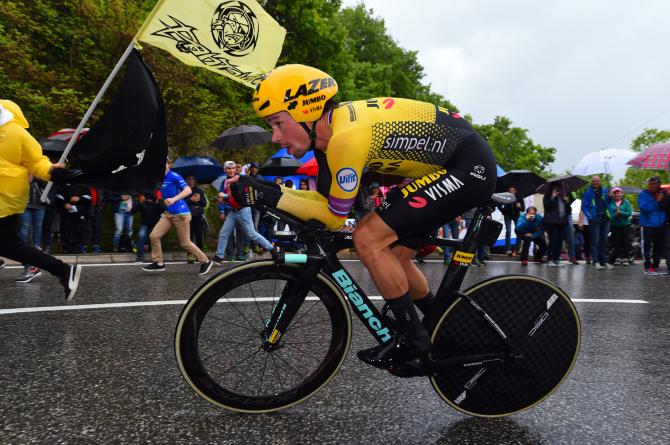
[547,262,558,267]
[134,256,144,263]
[521,259,528,266]
[15,267,42,283]
[622,260,629,267]
[505,250,513,256]
[534,257,546,264]
[92,245,102,254]
[61,264,82,302]
[0,259,5,270]
[212,255,225,265]
[235,255,247,262]
[604,263,615,270]
[593,264,604,270]
[644,268,659,276]
[569,257,579,265]
[357,334,428,377]
[199,260,213,275]
[142,262,165,272]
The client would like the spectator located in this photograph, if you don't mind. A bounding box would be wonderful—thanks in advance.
[497,185,524,256]
[235,161,243,176]
[274,177,283,186]
[110,193,135,252]
[442,216,461,264]
[142,160,213,274]
[661,186,670,274]
[543,185,572,267]
[577,209,592,263]
[0,99,81,301]
[285,179,294,189]
[88,187,104,254]
[608,186,633,266]
[515,206,547,265]
[15,176,48,282]
[299,179,309,190]
[55,182,91,254]
[581,175,612,270]
[637,177,666,275]
[185,175,208,261]
[133,192,162,262]
[212,163,274,264]
[564,191,579,265]
[248,162,260,179]
[366,182,385,210]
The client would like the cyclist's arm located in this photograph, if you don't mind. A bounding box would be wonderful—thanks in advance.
[276,188,346,230]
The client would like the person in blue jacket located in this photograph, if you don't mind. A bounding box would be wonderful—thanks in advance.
[637,176,667,275]
[515,206,547,265]
[581,176,612,270]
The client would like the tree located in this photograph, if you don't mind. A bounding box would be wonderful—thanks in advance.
[474,116,556,175]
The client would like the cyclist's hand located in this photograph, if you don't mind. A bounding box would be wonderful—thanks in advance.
[229,175,282,209]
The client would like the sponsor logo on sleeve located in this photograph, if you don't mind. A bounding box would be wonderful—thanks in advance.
[328,196,355,216]
[470,165,487,181]
[336,167,358,192]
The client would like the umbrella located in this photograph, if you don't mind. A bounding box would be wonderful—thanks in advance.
[212,124,271,150]
[619,186,642,195]
[39,138,68,153]
[495,170,545,198]
[572,149,636,176]
[171,156,224,183]
[211,174,228,192]
[258,156,301,176]
[626,142,670,170]
[295,157,318,176]
[40,128,90,154]
[535,175,587,195]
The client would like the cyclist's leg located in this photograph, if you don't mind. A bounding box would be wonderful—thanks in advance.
[390,244,429,299]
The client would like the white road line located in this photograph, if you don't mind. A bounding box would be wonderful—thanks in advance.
[0,296,649,315]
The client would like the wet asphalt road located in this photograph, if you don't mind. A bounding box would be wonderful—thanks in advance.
[0,260,668,444]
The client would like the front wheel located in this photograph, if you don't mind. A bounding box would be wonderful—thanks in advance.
[429,275,581,417]
[175,260,352,413]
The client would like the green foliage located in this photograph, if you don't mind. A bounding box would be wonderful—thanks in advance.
[2,0,547,174]
[474,116,556,176]
[630,128,670,152]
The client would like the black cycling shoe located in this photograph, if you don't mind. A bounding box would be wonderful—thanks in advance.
[357,334,429,378]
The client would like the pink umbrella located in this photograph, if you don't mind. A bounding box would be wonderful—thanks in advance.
[626,142,670,170]
[295,157,318,176]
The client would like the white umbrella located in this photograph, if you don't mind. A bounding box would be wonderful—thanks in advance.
[572,149,636,176]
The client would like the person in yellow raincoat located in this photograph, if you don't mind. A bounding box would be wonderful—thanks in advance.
[0,99,81,302]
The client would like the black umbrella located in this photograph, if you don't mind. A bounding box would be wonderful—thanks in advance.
[212,124,272,150]
[258,157,301,176]
[535,175,588,195]
[39,138,68,154]
[495,170,546,198]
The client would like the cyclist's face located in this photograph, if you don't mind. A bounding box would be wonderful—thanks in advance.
[266,112,310,158]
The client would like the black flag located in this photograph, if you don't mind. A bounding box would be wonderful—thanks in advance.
[65,49,167,193]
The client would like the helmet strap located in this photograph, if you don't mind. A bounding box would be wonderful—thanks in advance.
[299,121,318,151]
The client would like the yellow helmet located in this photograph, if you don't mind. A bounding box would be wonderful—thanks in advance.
[252,64,338,122]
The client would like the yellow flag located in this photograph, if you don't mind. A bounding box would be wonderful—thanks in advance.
[135,0,285,88]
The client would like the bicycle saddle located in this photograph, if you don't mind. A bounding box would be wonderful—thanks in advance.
[489,192,516,204]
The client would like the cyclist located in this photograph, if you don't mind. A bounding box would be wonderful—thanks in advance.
[229,65,496,374]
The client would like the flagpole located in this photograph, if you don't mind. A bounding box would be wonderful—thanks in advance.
[41,41,136,201]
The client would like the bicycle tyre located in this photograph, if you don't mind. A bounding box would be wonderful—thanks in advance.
[429,275,581,417]
[175,260,352,413]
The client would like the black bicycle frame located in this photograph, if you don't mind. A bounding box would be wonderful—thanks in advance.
[259,202,499,351]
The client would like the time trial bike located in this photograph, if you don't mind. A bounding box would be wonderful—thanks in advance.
[175,192,581,416]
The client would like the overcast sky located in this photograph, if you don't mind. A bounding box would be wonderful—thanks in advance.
[341,0,670,175]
